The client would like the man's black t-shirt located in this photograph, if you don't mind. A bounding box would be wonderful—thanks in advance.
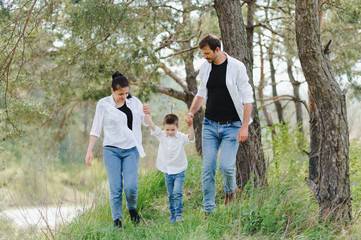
[205,59,240,122]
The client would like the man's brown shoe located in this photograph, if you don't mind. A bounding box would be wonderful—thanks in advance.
[225,186,240,205]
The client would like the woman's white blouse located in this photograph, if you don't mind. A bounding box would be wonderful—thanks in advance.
[90,94,147,157]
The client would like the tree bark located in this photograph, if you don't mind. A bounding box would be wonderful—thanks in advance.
[296,0,351,221]
[214,0,266,188]
[246,0,256,67]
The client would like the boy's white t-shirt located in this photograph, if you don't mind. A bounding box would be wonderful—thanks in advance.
[151,127,195,175]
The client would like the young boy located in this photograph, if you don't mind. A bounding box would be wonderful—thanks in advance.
[144,112,195,223]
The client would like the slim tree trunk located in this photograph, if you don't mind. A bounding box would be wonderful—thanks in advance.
[296,0,351,221]
[214,0,266,188]
[258,34,274,129]
[269,35,285,125]
[287,59,303,133]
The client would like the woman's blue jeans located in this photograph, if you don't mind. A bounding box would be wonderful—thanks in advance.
[202,118,242,213]
[103,146,139,220]
[164,170,186,216]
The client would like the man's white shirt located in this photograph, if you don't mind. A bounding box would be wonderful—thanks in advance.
[151,127,195,174]
[197,52,254,124]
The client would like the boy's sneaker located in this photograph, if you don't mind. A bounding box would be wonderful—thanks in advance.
[170,215,176,224]
[175,215,183,222]
[129,209,140,224]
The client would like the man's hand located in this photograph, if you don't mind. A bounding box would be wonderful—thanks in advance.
[185,112,194,127]
[237,126,249,143]
[143,103,151,115]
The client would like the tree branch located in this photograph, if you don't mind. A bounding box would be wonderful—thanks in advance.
[160,46,198,59]
[257,95,309,115]
[157,60,189,92]
[130,82,186,101]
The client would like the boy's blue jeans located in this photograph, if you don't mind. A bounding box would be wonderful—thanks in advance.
[202,118,242,213]
[164,170,186,216]
[103,146,139,221]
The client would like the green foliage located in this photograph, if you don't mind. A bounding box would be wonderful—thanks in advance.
[349,141,361,209]
[321,0,361,90]
[264,122,308,180]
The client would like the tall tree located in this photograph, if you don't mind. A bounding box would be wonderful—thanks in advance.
[214,0,266,188]
[295,0,351,220]
[268,34,285,125]
[257,33,274,129]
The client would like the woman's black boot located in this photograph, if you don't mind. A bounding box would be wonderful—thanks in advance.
[129,209,140,224]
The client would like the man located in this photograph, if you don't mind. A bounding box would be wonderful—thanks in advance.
[185,34,254,214]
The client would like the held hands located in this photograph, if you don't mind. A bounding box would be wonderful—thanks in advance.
[237,126,249,143]
[143,103,151,115]
[185,112,194,127]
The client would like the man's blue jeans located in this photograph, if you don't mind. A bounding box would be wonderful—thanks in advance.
[202,118,242,213]
[103,146,139,220]
[164,170,186,216]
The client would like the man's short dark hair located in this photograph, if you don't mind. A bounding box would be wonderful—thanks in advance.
[199,34,221,51]
[163,114,179,126]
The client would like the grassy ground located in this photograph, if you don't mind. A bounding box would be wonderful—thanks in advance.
[2,124,361,239]
[53,148,361,240]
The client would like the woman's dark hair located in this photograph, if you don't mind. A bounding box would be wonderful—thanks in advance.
[112,71,132,98]
[199,34,221,51]
[163,114,179,126]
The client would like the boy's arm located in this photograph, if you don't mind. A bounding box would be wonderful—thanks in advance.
[144,114,157,132]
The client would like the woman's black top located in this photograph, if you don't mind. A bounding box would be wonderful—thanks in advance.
[118,102,133,130]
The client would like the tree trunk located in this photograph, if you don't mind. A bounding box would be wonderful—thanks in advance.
[258,33,274,129]
[214,0,266,188]
[287,59,303,133]
[295,0,351,221]
[269,44,285,125]
[246,0,256,67]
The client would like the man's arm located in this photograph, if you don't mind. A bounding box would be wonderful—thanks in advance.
[237,103,252,143]
[185,96,205,125]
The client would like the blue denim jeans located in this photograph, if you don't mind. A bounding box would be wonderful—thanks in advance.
[103,146,139,220]
[164,170,186,216]
[202,117,242,213]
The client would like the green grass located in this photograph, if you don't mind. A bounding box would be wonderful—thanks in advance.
[3,124,360,239]
[54,152,361,240]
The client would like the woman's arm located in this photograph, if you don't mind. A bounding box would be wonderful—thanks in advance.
[188,125,195,141]
[144,114,157,132]
[85,135,98,167]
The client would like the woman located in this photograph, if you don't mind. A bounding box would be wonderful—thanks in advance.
[85,71,149,229]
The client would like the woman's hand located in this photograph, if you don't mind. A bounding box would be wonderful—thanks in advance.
[143,103,151,115]
[86,151,93,167]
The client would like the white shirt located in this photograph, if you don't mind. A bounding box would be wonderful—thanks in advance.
[151,127,195,174]
[90,94,147,157]
[196,52,254,124]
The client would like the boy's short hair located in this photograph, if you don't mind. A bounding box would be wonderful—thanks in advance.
[163,114,179,126]
[199,34,221,51]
